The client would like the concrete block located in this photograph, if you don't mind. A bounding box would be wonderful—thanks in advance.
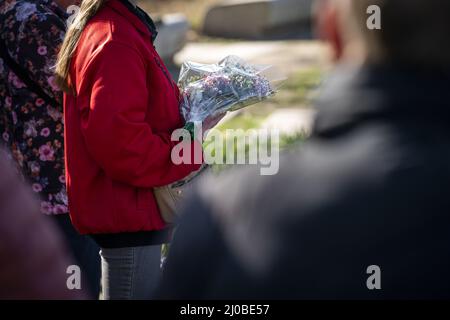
[203,0,313,38]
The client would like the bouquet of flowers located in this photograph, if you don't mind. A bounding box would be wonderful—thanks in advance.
[155,57,283,224]
[178,55,282,127]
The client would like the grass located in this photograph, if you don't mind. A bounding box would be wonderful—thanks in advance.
[216,113,266,131]
[203,115,308,173]
[204,129,307,173]
[271,67,323,107]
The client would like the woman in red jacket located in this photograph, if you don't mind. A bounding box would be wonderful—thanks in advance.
[55,0,205,299]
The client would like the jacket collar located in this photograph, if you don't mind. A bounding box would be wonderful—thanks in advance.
[106,0,157,42]
[313,64,450,137]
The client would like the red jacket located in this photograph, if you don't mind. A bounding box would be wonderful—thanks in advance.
[64,0,200,235]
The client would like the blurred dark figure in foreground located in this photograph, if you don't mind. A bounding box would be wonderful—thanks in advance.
[0,149,85,299]
[0,0,100,296]
[158,0,450,299]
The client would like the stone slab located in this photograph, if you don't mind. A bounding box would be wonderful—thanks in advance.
[203,0,313,38]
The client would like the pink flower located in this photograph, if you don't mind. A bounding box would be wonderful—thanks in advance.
[2,132,9,141]
[24,121,37,137]
[9,72,25,89]
[39,144,54,161]
[37,46,47,55]
[47,106,62,121]
[47,76,59,91]
[53,204,68,214]
[5,97,12,107]
[35,98,45,106]
[13,77,25,88]
[32,183,43,193]
[40,201,53,215]
[40,127,50,137]
[59,175,66,184]
[12,111,17,125]
[30,162,40,174]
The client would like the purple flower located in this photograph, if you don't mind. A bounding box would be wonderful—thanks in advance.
[40,127,50,137]
[13,77,25,89]
[35,98,45,106]
[47,76,59,91]
[30,162,40,174]
[47,106,62,121]
[12,111,17,125]
[40,201,53,214]
[39,144,54,161]
[24,121,38,137]
[53,204,68,214]
[2,132,9,142]
[55,191,68,206]
[5,97,12,107]
[9,72,25,89]
[37,46,47,56]
[59,175,66,184]
[32,183,43,193]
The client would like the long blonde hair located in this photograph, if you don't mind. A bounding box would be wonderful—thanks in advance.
[55,0,106,93]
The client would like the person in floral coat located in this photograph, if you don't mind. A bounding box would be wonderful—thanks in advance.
[0,0,100,297]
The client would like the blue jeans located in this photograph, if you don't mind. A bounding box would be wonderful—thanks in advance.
[100,245,162,300]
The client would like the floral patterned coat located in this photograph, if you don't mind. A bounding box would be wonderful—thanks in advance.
[0,0,68,214]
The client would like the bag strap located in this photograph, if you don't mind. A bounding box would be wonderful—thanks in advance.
[0,41,59,108]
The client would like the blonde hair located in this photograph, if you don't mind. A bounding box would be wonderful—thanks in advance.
[55,0,106,93]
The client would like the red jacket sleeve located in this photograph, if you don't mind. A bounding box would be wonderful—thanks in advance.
[79,41,201,188]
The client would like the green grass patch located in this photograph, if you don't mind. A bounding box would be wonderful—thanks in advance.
[271,67,323,107]
[202,112,308,173]
[216,113,266,131]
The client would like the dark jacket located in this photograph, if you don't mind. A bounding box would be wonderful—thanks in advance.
[0,149,84,299]
[158,65,450,299]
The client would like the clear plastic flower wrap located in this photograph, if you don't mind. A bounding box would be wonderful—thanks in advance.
[178,55,283,125]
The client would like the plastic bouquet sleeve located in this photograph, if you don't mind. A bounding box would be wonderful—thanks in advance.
[178,55,284,125]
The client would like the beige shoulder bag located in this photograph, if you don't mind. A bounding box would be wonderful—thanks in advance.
[153,164,209,224]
